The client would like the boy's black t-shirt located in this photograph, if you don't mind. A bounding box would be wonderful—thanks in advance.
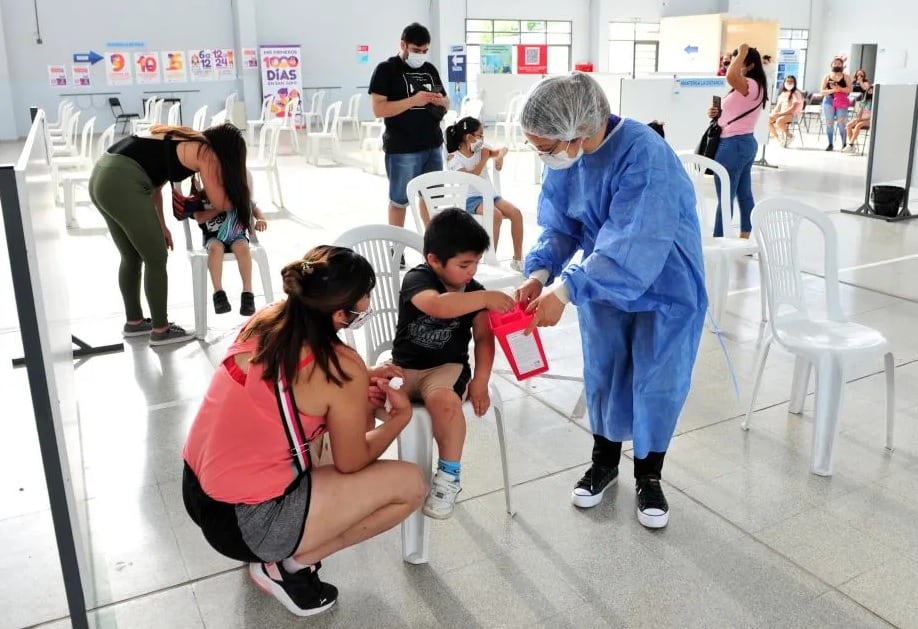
[392,263,485,370]
[368,55,446,154]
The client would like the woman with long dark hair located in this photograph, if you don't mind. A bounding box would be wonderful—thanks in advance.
[706,43,768,238]
[183,245,425,617]
[821,57,854,150]
[88,122,250,345]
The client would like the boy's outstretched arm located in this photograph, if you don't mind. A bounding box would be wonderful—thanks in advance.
[411,289,513,320]
[468,311,495,417]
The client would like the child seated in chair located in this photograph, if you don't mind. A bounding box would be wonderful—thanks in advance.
[392,208,515,519]
[192,170,268,316]
[845,83,873,153]
[444,116,525,272]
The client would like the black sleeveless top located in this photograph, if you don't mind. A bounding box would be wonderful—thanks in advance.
[108,135,197,186]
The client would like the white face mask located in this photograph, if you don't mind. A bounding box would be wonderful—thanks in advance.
[470,139,483,152]
[405,52,428,69]
[539,143,583,170]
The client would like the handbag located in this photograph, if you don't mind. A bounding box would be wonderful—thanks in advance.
[696,96,766,162]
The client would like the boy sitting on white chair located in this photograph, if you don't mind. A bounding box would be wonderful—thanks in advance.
[392,209,515,519]
[192,170,268,316]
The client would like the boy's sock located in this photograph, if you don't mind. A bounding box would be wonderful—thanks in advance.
[437,458,461,482]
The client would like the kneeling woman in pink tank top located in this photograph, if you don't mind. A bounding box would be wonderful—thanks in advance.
[182,245,424,617]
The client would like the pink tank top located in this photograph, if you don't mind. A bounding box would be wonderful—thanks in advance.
[183,330,327,504]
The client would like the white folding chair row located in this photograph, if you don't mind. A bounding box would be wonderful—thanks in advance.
[305,101,342,165]
[166,102,181,126]
[48,101,74,137]
[742,198,895,476]
[458,95,483,120]
[677,152,766,327]
[174,174,274,339]
[301,90,326,133]
[50,110,82,157]
[133,98,164,135]
[334,224,514,565]
[62,124,116,228]
[360,118,385,175]
[247,124,285,208]
[50,115,95,201]
[336,93,362,139]
[406,170,521,289]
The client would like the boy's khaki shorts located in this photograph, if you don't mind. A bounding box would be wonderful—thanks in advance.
[402,363,472,403]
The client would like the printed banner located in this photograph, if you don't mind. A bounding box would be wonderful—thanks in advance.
[480,44,512,74]
[105,51,133,85]
[356,44,369,64]
[48,65,68,88]
[447,45,466,83]
[162,50,187,83]
[134,51,161,84]
[189,48,216,81]
[260,45,303,120]
[242,47,258,70]
[71,64,91,87]
[214,48,236,80]
[517,44,547,74]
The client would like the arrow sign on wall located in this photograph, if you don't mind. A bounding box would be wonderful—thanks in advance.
[684,45,699,54]
[72,51,104,65]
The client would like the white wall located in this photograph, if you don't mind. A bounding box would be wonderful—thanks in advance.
[658,14,723,73]
[0,0,238,138]
[0,2,17,139]
[811,0,918,85]
[727,0,810,25]
[256,0,429,123]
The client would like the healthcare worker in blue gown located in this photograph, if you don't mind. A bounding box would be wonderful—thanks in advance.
[516,73,707,529]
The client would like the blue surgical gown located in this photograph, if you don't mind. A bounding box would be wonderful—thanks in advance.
[524,118,707,458]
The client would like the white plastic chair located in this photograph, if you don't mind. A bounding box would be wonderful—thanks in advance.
[247,95,274,144]
[333,224,514,565]
[191,105,208,132]
[134,98,164,135]
[63,124,114,228]
[304,101,342,165]
[336,93,362,139]
[493,93,524,148]
[223,92,238,125]
[677,152,767,325]
[360,116,384,141]
[269,97,300,153]
[360,118,385,175]
[48,100,74,136]
[742,198,895,476]
[406,171,522,288]
[51,115,95,202]
[130,98,156,134]
[166,102,181,126]
[175,175,275,339]
[301,91,326,133]
[50,110,81,157]
[247,124,285,208]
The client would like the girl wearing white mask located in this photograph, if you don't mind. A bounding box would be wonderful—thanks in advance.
[444,116,525,272]
[516,72,706,530]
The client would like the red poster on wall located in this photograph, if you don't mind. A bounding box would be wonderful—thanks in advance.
[517,44,548,74]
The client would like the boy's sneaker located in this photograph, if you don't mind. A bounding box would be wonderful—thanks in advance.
[509,258,524,273]
[571,464,618,508]
[635,476,669,529]
[213,290,231,314]
[240,291,256,316]
[422,470,461,519]
[149,323,194,346]
[248,561,337,617]
[122,318,153,337]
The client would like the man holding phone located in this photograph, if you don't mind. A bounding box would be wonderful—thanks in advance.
[369,23,450,228]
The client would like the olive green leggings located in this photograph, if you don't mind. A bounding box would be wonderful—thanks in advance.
[89,153,170,327]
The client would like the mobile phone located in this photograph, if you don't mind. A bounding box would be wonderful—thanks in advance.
[712,95,721,109]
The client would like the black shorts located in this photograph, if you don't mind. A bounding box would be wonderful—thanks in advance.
[182,462,311,563]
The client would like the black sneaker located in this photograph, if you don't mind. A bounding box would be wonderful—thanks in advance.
[635,476,669,529]
[213,290,231,314]
[571,464,618,508]
[825,144,834,151]
[248,561,337,617]
[240,291,256,316]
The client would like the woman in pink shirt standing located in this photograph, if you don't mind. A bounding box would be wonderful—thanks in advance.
[706,43,768,238]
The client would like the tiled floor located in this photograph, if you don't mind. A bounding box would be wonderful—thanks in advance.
[3,122,918,628]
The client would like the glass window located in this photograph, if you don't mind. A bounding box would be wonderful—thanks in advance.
[520,32,545,44]
[467,20,492,32]
[466,32,492,45]
[494,33,520,45]
[525,21,546,33]
[793,29,808,40]
[779,28,792,38]
[494,20,521,33]
[547,46,570,74]
[635,23,660,39]
[547,33,571,45]
[548,21,572,33]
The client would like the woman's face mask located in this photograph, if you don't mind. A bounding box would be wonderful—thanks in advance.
[785,82,795,90]
[832,64,843,72]
[539,141,584,170]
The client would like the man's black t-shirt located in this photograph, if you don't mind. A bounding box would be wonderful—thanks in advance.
[392,264,484,370]
[368,55,446,154]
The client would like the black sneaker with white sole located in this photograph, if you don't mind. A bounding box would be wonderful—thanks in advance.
[635,476,669,529]
[248,561,338,617]
[571,464,618,508]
